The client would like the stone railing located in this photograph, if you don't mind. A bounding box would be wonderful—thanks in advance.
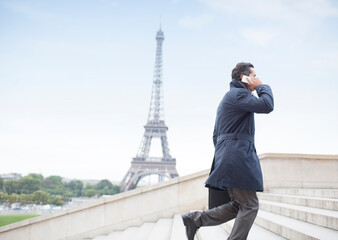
[0,170,209,240]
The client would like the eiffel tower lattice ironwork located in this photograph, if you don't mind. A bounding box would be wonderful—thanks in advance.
[120,27,179,192]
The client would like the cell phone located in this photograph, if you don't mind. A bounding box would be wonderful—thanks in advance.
[241,75,250,84]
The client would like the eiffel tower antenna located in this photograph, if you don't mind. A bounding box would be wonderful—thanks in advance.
[120,27,179,192]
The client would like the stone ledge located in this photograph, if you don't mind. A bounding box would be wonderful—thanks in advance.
[259,153,338,160]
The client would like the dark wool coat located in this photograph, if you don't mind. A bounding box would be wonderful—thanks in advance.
[205,79,274,192]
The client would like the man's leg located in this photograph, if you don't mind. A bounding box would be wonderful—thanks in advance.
[181,187,258,240]
[182,188,238,226]
[182,188,239,240]
[227,187,259,240]
[193,194,239,227]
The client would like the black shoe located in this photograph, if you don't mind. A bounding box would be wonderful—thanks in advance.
[181,212,198,240]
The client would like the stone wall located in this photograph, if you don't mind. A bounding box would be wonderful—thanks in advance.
[260,153,338,189]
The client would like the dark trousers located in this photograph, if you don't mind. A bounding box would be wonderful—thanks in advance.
[193,187,259,240]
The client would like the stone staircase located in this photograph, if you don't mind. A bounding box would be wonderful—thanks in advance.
[87,188,338,240]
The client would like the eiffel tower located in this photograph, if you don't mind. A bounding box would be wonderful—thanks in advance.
[120,27,179,192]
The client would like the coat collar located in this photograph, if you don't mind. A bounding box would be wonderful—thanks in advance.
[230,79,249,90]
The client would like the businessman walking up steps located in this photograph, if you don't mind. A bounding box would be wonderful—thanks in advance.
[182,62,274,240]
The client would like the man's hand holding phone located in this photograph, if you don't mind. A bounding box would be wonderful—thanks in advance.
[241,75,263,91]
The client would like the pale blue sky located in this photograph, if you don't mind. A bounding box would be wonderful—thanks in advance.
[1,0,338,181]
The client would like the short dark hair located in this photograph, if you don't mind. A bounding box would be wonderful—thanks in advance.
[231,62,254,81]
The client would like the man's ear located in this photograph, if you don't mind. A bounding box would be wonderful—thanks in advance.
[240,74,243,80]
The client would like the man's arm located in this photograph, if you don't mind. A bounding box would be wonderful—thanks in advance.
[236,84,274,113]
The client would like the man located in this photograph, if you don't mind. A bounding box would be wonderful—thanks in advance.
[181,62,274,240]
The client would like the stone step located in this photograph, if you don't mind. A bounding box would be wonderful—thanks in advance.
[266,188,338,199]
[259,199,338,230]
[147,218,173,240]
[91,222,155,240]
[222,219,286,239]
[135,222,156,240]
[91,235,107,240]
[170,214,187,240]
[258,192,338,211]
[91,231,122,240]
[256,209,338,240]
[102,231,123,240]
[112,226,138,240]
[197,225,229,240]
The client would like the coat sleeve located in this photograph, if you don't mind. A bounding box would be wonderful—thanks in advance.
[236,84,274,113]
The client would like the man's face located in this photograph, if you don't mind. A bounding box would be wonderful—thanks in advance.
[249,67,256,79]
[248,67,256,91]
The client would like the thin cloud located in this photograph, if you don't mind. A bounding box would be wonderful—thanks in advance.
[1,1,68,22]
[310,50,338,68]
[239,28,279,47]
[202,0,338,44]
[179,14,215,29]
[203,0,338,19]
[202,0,288,19]
[96,0,119,7]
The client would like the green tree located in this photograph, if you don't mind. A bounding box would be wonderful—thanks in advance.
[32,190,50,205]
[62,189,73,200]
[42,176,63,188]
[42,176,65,195]
[27,173,44,182]
[18,176,41,194]
[96,180,113,190]
[84,189,97,197]
[95,180,120,195]
[49,195,64,206]
[84,183,95,189]
[112,185,120,194]
[19,193,33,205]
[0,192,9,204]
[4,180,19,194]
[8,193,19,204]
[66,180,83,197]
[0,177,3,191]
[101,186,109,195]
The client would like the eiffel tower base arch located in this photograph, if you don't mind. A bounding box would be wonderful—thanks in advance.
[120,160,179,192]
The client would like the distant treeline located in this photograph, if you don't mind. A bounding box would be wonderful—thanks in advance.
[0,174,120,206]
